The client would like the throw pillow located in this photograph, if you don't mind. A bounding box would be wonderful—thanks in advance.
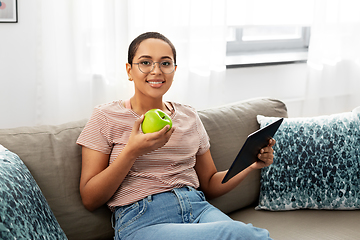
[353,106,360,114]
[0,145,68,239]
[256,109,360,211]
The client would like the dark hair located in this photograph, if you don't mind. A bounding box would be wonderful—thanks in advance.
[128,32,177,65]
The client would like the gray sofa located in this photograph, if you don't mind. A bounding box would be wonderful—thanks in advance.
[0,98,359,240]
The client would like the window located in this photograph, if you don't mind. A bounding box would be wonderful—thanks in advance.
[225,0,314,66]
[226,26,311,67]
[227,26,310,54]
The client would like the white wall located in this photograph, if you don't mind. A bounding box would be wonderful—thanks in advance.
[223,63,308,117]
[223,63,359,118]
[0,1,39,128]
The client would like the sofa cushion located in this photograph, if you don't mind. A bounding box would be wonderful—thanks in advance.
[0,121,113,240]
[0,145,67,239]
[230,205,360,240]
[197,98,288,213]
[256,108,360,211]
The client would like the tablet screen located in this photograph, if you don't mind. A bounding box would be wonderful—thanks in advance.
[222,118,283,184]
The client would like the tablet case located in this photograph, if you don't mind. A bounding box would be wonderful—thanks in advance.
[222,118,283,184]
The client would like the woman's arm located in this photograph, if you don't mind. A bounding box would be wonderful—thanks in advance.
[79,147,135,211]
[79,115,175,211]
[194,139,275,200]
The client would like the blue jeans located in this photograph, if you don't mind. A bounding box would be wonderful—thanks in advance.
[113,186,271,240]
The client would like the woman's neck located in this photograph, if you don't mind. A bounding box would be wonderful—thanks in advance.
[129,96,166,116]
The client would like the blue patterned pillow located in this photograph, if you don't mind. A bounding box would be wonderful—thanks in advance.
[0,145,68,239]
[256,110,360,211]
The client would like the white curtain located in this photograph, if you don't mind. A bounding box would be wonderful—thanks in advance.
[303,0,360,116]
[36,0,131,125]
[34,0,227,126]
[127,0,228,109]
[24,0,360,126]
[226,0,314,26]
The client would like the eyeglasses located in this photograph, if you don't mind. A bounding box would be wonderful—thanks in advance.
[133,59,176,74]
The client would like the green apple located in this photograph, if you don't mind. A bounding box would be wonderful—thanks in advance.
[141,109,172,134]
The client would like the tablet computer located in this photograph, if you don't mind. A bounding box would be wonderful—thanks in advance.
[221,118,283,184]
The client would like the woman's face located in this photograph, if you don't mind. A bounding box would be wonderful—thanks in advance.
[127,38,177,100]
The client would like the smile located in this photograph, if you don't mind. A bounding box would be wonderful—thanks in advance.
[147,81,164,85]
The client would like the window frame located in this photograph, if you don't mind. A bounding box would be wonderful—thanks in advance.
[226,26,311,55]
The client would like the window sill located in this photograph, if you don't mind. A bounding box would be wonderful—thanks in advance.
[226,50,308,68]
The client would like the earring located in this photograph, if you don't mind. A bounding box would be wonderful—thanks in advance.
[128,77,133,81]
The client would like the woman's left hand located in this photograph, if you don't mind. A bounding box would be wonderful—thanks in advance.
[195,138,276,199]
[250,138,276,170]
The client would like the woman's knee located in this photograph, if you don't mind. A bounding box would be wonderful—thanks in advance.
[217,221,272,240]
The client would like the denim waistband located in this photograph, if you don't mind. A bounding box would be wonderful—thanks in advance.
[146,186,195,201]
[114,186,196,211]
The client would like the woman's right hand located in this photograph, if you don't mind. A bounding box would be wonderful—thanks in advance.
[125,115,175,158]
[80,115,174,212]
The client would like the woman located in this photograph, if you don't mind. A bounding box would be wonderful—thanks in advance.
[77,32,275,240]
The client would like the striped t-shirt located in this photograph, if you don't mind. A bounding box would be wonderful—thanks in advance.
[76,100,210,208]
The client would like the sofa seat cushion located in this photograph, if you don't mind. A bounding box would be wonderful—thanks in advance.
[230,206,360,240]
[0,145,67,239]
